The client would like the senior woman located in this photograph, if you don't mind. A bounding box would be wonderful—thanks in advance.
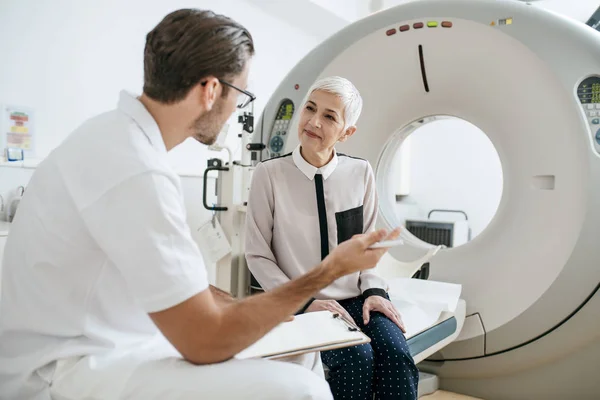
[245,76,419,400]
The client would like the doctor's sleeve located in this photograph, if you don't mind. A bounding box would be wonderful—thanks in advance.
[359,162,389,297]
[244,163,295,292]
[81,172,208,313]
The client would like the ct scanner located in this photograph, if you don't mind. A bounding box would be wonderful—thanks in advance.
[243,0,600,398]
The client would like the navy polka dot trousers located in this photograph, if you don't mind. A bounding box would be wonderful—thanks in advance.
[320,296,419,400]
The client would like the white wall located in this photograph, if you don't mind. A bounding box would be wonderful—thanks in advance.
[247,0,349,39]
[394,119,503,241]
[0,0,320,169]
[0,0,320,282]
[529,0,599,23]
[309,0,361,21]
[0,0,319,188]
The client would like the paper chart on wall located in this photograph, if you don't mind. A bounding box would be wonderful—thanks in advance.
[2,105,35,156]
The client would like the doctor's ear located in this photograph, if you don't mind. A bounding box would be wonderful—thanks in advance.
[338,126,357,142]
[198,77,220,111]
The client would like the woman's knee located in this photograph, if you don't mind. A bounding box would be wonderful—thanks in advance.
[338,343,375,370]
[368,321,415,368]
[387,344,416,367]
[342,344,376,378]
[323,344,375,380]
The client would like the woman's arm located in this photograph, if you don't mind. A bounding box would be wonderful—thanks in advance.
[245,163,315,312]
[358,161,389,297]
[245,162,294,291]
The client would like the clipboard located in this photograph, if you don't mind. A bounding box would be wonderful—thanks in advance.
[235,311,371,360]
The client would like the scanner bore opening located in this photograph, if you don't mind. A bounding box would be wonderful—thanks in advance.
[375,116,504,248]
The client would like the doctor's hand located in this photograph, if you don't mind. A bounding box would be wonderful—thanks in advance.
[323,227,402,279]
[363,296,406,333]
[305,300,356,325]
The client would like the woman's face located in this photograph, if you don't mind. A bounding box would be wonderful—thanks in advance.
[297,90,355,155]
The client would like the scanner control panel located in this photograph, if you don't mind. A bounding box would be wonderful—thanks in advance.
[577,76,600,153]
[267,99,295,158]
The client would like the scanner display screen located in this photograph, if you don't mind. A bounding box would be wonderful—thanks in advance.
[577,77,600,104]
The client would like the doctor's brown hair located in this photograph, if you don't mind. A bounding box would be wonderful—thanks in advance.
[143,9,254,103]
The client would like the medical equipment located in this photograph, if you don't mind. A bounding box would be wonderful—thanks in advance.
[203,109,256,296]
[5,148,24,162]
[0,221,8,298]
[405,219,469,247]
[406,209,471,247]
[4,186,24,223]
[245,0,600,398]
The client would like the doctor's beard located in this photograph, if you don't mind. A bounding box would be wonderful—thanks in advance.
[190,100,226,145]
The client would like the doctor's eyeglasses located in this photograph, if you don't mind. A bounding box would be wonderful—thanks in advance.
[219,79,256,109]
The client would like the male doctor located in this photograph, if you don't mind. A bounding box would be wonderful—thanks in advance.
[0,8,399,400]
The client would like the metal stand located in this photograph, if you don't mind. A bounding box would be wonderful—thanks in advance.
[202,108,262,298]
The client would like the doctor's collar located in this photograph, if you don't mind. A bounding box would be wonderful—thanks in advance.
[118,90,167,155]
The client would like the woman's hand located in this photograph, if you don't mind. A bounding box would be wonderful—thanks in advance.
[306,299,356,325]
[363,295,406,333]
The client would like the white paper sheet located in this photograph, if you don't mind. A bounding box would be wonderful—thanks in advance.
[235,311,366,360]
[388,277,462,312]
[387,278,462,339]
[389,297,443,338]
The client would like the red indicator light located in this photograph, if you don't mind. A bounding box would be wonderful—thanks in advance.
[399,24,410,32]
[413,22,424,29]
[386,28,397,36]
[442,21,453,28]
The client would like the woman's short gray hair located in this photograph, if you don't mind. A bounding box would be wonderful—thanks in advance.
[304,76,363,130]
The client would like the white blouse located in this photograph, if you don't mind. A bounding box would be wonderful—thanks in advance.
[245,145,387,301]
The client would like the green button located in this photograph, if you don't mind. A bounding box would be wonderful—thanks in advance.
[427,21,438,27]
